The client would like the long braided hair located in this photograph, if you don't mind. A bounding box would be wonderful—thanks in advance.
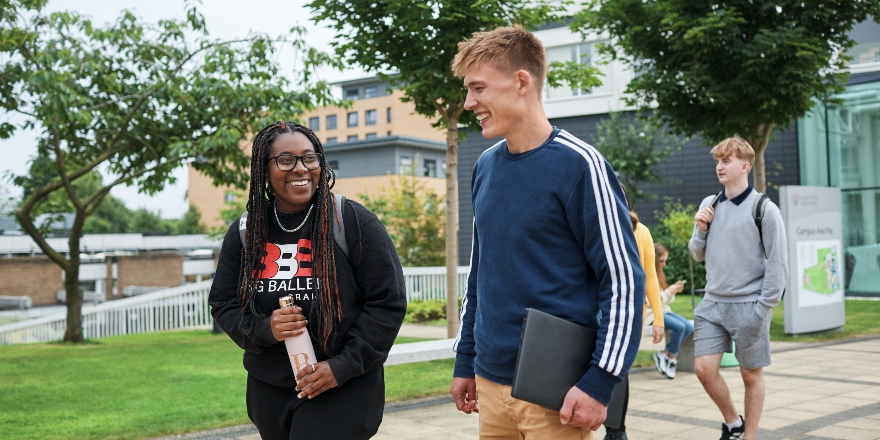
[237,120,343,355]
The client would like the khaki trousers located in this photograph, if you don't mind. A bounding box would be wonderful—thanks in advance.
[475,375,592,440]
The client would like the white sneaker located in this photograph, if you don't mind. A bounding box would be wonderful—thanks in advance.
[652,351,669,377]
[665,358,677,379]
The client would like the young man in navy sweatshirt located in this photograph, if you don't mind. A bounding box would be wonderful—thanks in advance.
[689,137,788,440]
[449,25,645,439]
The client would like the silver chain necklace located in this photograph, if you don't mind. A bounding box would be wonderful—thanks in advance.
[274,202,313,233]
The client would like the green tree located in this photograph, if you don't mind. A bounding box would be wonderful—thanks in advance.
[1,1,335,342]
[0,185,15,217]
[307,0,580,336]
[359,166,446,267]
[82,194,132,234]
[175,205,206,235]
[573,0,880,192]
[210,189,248,239]
[651,200,706,305]
[594,112,680,204]
[127,209,175,235]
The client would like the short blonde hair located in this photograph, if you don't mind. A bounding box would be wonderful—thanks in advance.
[451,25,546,95]
[710,136,755,166]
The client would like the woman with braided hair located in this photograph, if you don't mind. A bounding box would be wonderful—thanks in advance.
[209,120,406,439]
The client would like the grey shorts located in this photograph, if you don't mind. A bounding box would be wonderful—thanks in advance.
[693,300,772,369]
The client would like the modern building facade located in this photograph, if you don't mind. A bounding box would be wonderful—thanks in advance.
[456,21,880,295]
[188,76,448,229]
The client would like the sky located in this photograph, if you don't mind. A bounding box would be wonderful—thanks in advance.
[0,0,366,219]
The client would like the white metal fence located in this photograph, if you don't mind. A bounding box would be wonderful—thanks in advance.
[0,281,213,345]
[0,267,469,345]
[403,266,469,303]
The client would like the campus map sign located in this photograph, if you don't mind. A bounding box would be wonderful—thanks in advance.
[779,186,846,334]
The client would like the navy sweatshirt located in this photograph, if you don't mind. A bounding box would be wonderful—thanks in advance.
[453,128,645,405]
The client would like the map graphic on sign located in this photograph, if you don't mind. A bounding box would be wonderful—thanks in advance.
[802,247,841,294]
[796,239,844,307]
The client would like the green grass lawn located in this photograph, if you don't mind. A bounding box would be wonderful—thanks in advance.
[2,298,877,439]
[0,331,454,440]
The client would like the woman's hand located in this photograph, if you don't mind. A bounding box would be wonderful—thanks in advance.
[270,305,308,342]
[295,361,338,400]
[652,325,664,344]
[669,280,685,296]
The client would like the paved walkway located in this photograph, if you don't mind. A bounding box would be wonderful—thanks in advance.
[154,330,880,440]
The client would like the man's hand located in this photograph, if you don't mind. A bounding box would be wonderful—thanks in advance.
[559,386,606,431]
[450,377,479,414]
[695,206,714,231]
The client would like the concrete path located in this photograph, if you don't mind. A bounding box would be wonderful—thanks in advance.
[153,333,880,440]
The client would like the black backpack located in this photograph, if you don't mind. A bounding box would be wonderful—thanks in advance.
[237,193,349,259]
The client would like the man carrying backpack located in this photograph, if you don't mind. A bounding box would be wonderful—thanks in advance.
[688,136,788,440]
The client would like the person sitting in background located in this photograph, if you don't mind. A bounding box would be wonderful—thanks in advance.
[652,242,694,379]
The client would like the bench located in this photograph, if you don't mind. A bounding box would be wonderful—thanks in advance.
[666,327,696,373]
[0,295,32,310]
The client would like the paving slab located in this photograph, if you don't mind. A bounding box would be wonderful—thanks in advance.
[151,336,880,440]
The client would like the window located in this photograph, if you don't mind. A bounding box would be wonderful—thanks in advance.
[365,109,377,126]
[848,20,880,65]
[328,160,339,170]
[326,114,337,130]
[308,117,319,131]
[400,156,413,174]
[345,88,359,100]
[387,131,392,136]
[327,137,337,144]
[347,134,359,142]
[364,86,378,98]
[424,159,437,177]
[347,112,358,127]
[365,132,378,139]
[545,42,612,99]
[387,107,392,123]
[224,191,236,203]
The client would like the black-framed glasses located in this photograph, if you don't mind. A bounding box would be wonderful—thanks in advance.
[266,153,323,171]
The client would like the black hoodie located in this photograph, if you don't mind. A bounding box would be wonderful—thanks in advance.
[209,199,406,388]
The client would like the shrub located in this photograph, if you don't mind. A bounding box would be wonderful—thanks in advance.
[405,300,446,323]
[651,200,707,291]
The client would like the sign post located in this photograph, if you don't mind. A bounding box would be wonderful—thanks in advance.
[779,186,846,334]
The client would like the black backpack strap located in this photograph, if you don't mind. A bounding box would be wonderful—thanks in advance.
[705,191,724,234]
[753,193,770,255]
[238,196,349,260]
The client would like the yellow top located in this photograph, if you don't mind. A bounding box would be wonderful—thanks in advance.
[634,222,664,328]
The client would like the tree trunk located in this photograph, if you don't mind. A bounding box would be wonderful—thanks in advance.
[63,266,84,343]
[445,121,460,338]
[748,123,773,193]
[63,213,87,343]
